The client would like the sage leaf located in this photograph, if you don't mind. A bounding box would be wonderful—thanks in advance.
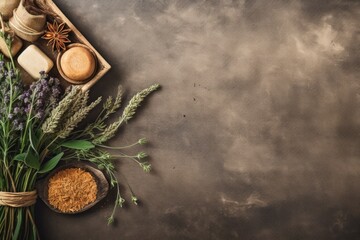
[24,149,40,170]
[29,126,39,153]
[61,140,95,150]
[14,153,26,162]
[38,152,64,174]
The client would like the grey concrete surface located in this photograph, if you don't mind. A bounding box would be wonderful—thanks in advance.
[36,0,360,239]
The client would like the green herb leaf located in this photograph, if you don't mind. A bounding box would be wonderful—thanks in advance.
[61,140,95,150]
[38,152,64,174]
[24,149,40,170]
[14,153,26,162]
[29,126,39,153]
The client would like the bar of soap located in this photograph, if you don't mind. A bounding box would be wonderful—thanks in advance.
[17,45,53,79]
[60,46,96,82]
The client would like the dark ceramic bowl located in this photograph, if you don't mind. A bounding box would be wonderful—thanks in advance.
[37,161,109,214]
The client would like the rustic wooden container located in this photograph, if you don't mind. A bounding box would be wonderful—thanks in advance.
[47,0,111,91]
[17,0,111,91]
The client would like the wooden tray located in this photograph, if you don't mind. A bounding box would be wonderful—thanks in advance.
[16,0,111,91]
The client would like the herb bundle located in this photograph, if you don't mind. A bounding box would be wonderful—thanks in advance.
[0,30,159,239]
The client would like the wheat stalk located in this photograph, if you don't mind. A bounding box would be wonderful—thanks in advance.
[92,84,159,144]
[41,86,80,134]
[57,96,102,138]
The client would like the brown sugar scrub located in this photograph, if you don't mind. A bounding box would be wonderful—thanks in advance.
[47,168,97,213]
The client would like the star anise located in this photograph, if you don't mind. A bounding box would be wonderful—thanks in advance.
[42,21,71,52]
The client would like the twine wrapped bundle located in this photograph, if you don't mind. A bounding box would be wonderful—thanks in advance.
[9,0,46,42]
[0,0,21,20]
[0,191,37,207]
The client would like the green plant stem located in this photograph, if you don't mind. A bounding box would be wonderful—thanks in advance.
[39,135,59,162]
[118,172,136,197]
[96,141,139,149]
[111,154,142,165]
[4,37,15,69]
[107,171,123,224]
[20,91,37,153]
[3,162,16,191]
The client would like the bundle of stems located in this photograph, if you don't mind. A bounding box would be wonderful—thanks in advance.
[0,38,40,239]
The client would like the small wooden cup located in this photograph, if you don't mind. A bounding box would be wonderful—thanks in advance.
[57,43,98,85]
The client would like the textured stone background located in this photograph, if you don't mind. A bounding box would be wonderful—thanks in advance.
[36,0,360,239]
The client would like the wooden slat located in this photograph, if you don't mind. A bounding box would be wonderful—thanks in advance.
[46,0,111,91]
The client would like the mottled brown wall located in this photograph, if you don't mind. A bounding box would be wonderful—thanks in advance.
[37,0,360,239]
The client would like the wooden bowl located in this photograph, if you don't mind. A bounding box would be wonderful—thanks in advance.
[56,43,98,85]
[37,161,109,214]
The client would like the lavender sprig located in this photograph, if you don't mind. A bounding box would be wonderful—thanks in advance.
[16,72,62,130]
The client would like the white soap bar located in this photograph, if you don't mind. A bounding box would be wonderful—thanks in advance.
[17,45,53,79]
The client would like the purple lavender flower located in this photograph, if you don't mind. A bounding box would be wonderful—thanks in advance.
[40,79,47,86]
[35,111,44,119]
[52,88,61,98]
[8,70,14,78]
[17,122,24,131]
[18,94,24,100]
[13,107,20,114]
[15,73,63,129]
[4,95,9,103]
[43,85,50,92]
[36,99,43,107]
[38,92,45,98]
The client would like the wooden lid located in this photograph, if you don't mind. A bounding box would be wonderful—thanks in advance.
[60,46,96,82]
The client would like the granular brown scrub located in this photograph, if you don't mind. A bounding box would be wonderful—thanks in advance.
[48,168,97,213]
